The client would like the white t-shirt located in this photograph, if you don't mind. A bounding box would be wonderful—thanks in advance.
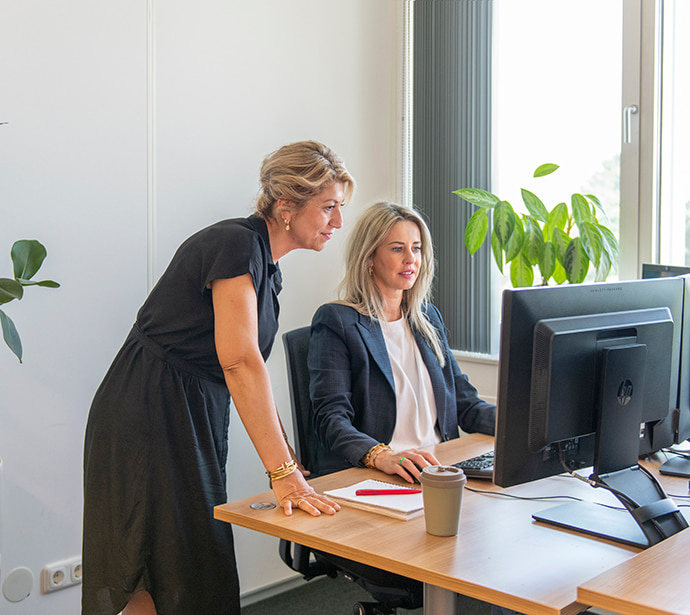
[379,317,441,450]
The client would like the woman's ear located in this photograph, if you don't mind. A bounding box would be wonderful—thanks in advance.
[276,199,294,230]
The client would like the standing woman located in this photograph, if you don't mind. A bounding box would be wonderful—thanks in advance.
[82,141,353,615]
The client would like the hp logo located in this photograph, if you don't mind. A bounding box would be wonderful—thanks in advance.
[617,379,634,406]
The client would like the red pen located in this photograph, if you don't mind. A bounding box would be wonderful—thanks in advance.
[355,488,422,496]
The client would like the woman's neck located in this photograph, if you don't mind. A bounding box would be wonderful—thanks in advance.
[264,216,293,262]
[380,294,403,322]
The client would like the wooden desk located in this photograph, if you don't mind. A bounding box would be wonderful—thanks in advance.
[577,527,690,615]
[215,435,688,615]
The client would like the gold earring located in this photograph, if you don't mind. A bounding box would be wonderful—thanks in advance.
[367,263,374,276]
[282,217,290,231]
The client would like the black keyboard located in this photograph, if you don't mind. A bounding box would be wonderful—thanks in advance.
[453,450,494,480]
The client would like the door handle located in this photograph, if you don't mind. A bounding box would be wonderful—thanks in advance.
[623,104,638,144]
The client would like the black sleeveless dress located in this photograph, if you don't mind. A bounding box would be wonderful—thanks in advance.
[82,215,281,615]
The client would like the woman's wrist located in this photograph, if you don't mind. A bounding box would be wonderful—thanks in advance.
[362,443,392,468]
[266,459,298,481]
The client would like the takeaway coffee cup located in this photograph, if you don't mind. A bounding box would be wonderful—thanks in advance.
[419,465,467,536]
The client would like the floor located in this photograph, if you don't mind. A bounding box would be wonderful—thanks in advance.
[241,572,493,615]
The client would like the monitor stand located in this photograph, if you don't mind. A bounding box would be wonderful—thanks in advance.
[533,501,654,549]
[533,475,690,549]
[535,344,688,548]
[660,454,690,478]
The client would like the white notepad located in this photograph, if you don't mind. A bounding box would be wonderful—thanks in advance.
[324,478,424,521]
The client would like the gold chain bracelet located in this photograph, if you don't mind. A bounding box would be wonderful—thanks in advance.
[266,459,297,481]
[363,443,391,468]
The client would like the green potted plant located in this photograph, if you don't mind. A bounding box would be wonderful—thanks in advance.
[454,163,620,287]
[0,240,60,362]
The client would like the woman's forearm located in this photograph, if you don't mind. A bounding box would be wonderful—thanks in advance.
[222,351,292,472]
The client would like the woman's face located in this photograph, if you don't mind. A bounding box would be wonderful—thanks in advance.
[370,220,422,298]
[287,182,345,252]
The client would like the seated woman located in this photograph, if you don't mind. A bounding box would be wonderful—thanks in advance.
[308,201,519,615]
[308,201,495,481]
[308,201,520,615]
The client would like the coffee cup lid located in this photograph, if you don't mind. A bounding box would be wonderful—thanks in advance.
[419,465,467,488]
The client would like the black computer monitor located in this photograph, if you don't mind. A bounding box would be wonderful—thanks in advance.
[642,263,690,279]
[641,264,690,473]
[493,277,689,547]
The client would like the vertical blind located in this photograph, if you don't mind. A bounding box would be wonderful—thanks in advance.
[412,0,493,353]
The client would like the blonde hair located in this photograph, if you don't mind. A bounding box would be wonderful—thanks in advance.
[255,140,355,219]
[338,201,445,366]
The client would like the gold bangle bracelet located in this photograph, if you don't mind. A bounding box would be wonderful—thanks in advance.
[363,443,391,469]
[266,459,297,481]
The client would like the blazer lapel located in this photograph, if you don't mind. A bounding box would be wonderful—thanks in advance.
[355,314,396,393]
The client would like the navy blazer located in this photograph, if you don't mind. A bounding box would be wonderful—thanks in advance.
[308,302,496,476]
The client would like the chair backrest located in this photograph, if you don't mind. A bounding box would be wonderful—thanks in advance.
[282,327,317,472]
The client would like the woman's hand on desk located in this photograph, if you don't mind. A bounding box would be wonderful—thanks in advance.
[272,471,341,517]
[374,448,440,483]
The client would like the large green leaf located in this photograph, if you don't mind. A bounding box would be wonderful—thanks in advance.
[0,308,22,362]
[551,227,571,265]
[510,253,534,287]
[464,208,490,254]
[522,216,545,265]
[453,188,501,208]
[549,202,569,229]
[0,278,24,305]
[538,241,558,282]
[491,231,504,273]
[586,193,610,222]
[579,221,604,266]
[11,239,47,281]
[493,201,517,247]
[552,260,567,285]
[503,217,525,262]
[571,193,593,227]
[598,224,620,264]
[521,189,549,222]
[17,278,60,288]
[595,250,612,282]
[533,163,560,177]
[563,238,590,283]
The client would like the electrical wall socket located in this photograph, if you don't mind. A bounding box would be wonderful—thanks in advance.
[41,556,82,594]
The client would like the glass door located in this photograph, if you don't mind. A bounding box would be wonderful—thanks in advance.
[659,0,690,266]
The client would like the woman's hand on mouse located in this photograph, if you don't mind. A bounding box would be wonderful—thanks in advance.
[373,448,440,483]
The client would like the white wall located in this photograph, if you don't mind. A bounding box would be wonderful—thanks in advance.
[0,1,403,613]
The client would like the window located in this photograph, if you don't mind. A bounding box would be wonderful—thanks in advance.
[659,0,690,266]
[410,0,677,355]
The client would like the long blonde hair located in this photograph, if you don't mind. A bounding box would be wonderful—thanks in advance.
[255,141,355,219]
[338,201,445,366]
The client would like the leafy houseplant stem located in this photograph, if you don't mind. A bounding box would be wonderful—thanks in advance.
[454,164,620,287]
[0,240,60,362]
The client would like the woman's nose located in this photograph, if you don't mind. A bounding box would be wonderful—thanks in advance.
[331,206,343,229]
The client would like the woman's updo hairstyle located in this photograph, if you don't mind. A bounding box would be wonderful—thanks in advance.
[255,140,355,218]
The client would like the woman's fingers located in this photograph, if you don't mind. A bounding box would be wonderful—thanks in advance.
[272,472,340,516]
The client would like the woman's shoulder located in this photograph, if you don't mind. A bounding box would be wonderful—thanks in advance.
[313,301,360,322]
[421,301,443,323]
[175,217,259,256]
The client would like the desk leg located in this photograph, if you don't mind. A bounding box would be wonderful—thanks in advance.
[423,583,457,615]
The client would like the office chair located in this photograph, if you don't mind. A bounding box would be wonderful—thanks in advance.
[279,327,423,615]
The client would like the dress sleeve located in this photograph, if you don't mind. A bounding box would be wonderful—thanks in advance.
[309,304,379,467]
[198,223,264,294]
